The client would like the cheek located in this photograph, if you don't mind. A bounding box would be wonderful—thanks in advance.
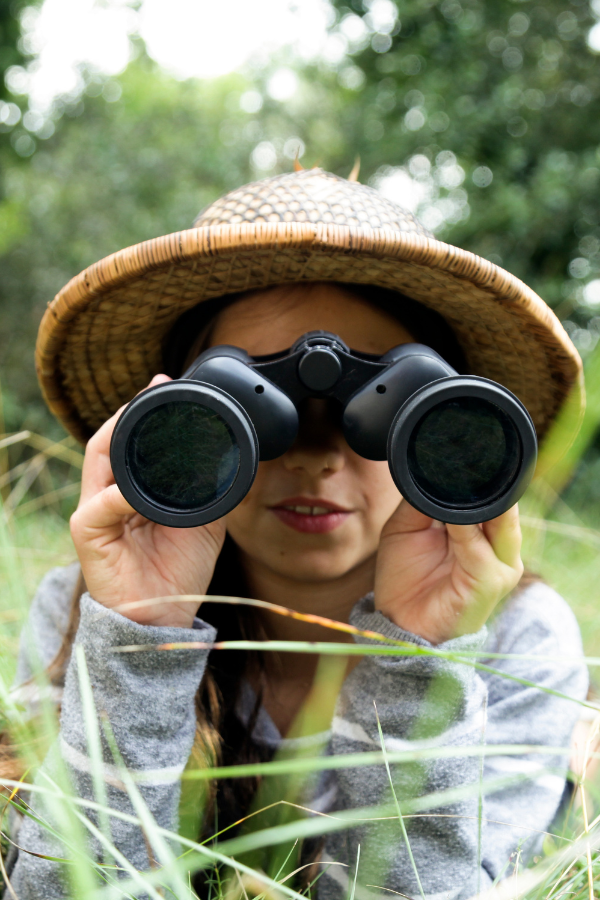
[356,459,402,527]
[223,460,282,537]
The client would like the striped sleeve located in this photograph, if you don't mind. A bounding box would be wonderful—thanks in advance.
[321,594,489,900]
[318,590,588,900]
[9,592,215,899]
[479,582,589,881]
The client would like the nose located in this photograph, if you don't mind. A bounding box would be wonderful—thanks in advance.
[282,399,346,477]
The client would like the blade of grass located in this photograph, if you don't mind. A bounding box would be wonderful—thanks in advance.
[69,803,164,900]
[111,628,600,670]
[520,516,600,548]
[350,844,360,900]
[576,712,600,900]
[99,711,193,899]
[1,772,544,900]
[0,431,31,452]
[74,645,113,862]
[15,482,81,518]
[23,433,84,468]
[3,784,307,900]
[0,782,24,900]
[113,635,597,717]
[4,454,47,514]
[373,701,425,900]
[469,824,600,900]
[3,628,117,897]
[6,770,108,894]
[477,694,487,898]
[272,838,300,883]
[4,741,579,786]
[106,594,410,648]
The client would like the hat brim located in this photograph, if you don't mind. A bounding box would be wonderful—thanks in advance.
[36,221,583,444]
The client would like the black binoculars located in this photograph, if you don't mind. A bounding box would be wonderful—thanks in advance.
[110,332,537,528]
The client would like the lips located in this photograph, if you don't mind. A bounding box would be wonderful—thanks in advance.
[270,496,352,534]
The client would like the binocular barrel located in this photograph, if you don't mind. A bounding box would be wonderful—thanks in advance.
[110,333,537,527]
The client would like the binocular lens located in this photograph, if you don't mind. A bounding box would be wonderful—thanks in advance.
[407,396,521,508]
[127,401,241,511]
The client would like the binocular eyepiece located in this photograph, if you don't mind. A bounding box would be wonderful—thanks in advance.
[110,332,537,527]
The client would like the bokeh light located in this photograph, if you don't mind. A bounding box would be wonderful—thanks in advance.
[17,0,135,110]
[19,0,335,111]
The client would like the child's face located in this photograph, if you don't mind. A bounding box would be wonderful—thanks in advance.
[208,282,414,585]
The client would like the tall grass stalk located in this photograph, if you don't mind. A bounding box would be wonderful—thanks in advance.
[1,337,600,900]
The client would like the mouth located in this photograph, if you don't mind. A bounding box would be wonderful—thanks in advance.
[269,496,352,534]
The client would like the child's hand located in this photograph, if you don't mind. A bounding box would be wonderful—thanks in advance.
[374,501,523,644]
[70,376,226,629]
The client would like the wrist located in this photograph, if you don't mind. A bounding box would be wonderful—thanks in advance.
[354,594,488,651]
[374,599,483,646]
[80,568,207,629]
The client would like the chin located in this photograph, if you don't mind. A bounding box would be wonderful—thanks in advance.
[227,513,374,583]
[264,547,362,583]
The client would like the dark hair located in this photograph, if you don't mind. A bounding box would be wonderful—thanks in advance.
[195,536,271,838]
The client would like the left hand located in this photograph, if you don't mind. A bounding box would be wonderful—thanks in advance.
[374,501,524,645]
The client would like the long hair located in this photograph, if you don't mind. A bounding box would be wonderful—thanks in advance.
[191,534,274,835]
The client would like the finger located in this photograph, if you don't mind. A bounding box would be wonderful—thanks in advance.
[445,509,522,585]
[72,483,138,538]
[79,375,172,505]
[444,520,496,577]
[481,504,522,569]
[384,498,435,535]
[78,407,126,504]
[445,521,490,554]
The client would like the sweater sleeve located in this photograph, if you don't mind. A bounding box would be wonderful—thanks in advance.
[479,581,589,882]
[12,562,80,691]
[319,590,588,900]
[8,592,215,900]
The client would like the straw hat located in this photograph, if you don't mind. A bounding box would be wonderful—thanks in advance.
[36,167,582,445]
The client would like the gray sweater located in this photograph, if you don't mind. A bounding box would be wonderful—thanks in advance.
[6,564,589,899]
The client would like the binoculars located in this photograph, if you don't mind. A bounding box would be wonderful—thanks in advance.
[110,332,537,528]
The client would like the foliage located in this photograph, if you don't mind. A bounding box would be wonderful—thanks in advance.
[0,0,598,491]
[325,0,600,314]
[0,0,41,168]
[1,472,600,898]
[0,51,352,434]
[1,3,600,896]
[0,0,31,102]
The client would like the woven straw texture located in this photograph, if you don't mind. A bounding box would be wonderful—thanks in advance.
[36,168,582,444]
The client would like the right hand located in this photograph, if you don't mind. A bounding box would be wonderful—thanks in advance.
[70,375,226,629]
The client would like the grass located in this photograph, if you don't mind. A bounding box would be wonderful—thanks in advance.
[1,350,600,898]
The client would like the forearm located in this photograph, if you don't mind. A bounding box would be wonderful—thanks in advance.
[321,595,489,900]
[480,584,589,879]
[9,593,214,899]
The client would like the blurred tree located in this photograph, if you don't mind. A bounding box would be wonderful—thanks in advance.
[0,0,42,282]
[0,54,346,433]
[321,0,600,331]
[0,0,29,100]
[1,0,599,504]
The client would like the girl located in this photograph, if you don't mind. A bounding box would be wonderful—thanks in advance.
[6,168,589,899]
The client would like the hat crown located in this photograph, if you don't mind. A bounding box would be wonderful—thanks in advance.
[194,167,432,236]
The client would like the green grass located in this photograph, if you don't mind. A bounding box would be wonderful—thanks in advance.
[0,507,75,686]
[1,347,600,900]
